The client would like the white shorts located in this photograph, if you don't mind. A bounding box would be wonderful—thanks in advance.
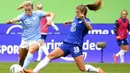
[20,39,42,50]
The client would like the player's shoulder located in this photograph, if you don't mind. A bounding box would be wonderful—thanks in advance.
[17,12,26,19]
[35,10,45,13]
[19,12,26,16]
[85,17,91,24]
[85,17,90,21]
[116,18,121,21]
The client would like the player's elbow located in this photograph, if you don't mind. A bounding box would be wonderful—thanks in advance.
[89,27,93,31]
[51,13,55,18]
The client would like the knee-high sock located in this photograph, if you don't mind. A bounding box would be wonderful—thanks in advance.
[33,56,50,73]
[120,50,126,63]
[23,53,33,69]
[85,64,99,72]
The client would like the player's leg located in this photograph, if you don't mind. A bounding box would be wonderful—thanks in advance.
[32,48,65,73]
[35,46,43,62]
[19,48,28,66]
[32,42,69,73]
[118,45,126,63]
[74,56,105,73]
[35,35,47,62]
[19,40,28,66]
[41,35,49,56]
[119,39,129,63]
[70,45,105,73]
[114,40,124,63]
[23,41,40,69]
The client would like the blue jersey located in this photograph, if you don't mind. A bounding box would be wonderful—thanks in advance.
[64,17,91,47]
[17,11,45,41]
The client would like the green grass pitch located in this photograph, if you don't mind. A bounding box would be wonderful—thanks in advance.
[0,62,130,73]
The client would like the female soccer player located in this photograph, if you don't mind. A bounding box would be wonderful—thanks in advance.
[114,10,130,63]
[35,2,59,62]
[7,0,55,69]
[25,0,105,73]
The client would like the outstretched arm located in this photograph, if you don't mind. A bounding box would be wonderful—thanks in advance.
[64,21,72,26]
[64,21,72,24]
[6,18,19,24]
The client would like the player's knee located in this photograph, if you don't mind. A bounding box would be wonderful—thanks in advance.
[125,46,129,51]
[29,46,39,54]
[29,48,35,54]
[79,67,85,72]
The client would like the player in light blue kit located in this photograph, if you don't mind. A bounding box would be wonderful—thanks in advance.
[25,0,105,73]
[7,0,55,69]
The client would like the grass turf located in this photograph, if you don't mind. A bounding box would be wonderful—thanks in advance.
[1,62,130,73]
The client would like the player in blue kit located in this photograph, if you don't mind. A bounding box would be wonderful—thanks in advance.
[7,0,55,69]
[25,0,105,73]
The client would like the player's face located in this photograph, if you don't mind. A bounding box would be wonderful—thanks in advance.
[24,5,33,16]
[76,9,82,18]
[121,11,127,19]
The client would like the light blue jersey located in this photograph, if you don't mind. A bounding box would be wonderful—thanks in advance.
[17,11,45,41]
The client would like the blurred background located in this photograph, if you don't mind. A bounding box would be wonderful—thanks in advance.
[0,0,130,73]
[0,0,130,23]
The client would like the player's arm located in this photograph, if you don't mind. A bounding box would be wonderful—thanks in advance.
[114,20,118,36]
[82,17,92,31]
[114,20,121,39]
[6,18,19,24]
[44,12,55,26]
[128,22,130,31]
[64,21,73,26]
[6,13,23,24]
[79,13,92,31]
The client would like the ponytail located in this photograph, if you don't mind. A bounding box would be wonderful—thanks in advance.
[86,0,102,11]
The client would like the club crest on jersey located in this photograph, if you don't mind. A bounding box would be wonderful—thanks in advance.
[79,21,82,23]
[24,18,33,25]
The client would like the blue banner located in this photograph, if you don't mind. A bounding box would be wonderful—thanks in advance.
[0,24,130,63]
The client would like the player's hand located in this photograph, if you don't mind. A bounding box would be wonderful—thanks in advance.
[64,21,69,26]
[6,20,13,24]
[79,13,85,19]
[64,21,72,26]
[116,36,121,40]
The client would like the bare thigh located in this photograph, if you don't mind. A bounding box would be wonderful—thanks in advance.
[48,48,64,60]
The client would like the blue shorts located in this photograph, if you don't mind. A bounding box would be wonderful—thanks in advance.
[41,35,47,40]
[117,38,129,46]
[59,42,82,58]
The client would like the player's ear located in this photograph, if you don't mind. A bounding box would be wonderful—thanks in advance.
[32,5,34,9]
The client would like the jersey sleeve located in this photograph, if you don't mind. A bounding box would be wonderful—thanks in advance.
[38,11,46,18]
[16,13,24,21]
[114,20,118,36]
[86,18,91,25]
[128,23,130,31]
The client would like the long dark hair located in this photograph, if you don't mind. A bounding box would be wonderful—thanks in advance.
[76,0,102,16]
